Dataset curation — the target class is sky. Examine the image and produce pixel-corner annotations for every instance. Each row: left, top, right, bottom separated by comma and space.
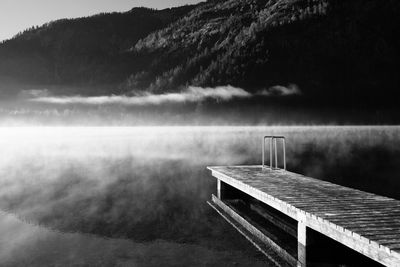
0, 0, 203, 41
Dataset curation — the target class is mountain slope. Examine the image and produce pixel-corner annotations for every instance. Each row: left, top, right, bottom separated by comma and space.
130, 0, 329, 92
0, 5, 197, 96
1, 0, 399, 108
127, 0, 400, 106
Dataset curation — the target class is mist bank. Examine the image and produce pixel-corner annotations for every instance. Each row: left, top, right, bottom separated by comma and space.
1, 126, 400, 266
28, 85, 302, 105
1, 84, 396, 126
1, 98, 399, 126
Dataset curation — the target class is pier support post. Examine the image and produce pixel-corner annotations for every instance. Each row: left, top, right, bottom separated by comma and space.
217, 179, 221, 199
297, 213, 307, 267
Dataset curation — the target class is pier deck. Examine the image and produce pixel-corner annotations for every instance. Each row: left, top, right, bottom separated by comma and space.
207, 165, 400, 266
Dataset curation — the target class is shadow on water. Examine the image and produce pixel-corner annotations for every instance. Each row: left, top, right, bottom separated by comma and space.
0, 126, 399, 266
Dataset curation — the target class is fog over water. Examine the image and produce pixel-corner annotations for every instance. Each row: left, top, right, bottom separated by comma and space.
1, 126, 400, 266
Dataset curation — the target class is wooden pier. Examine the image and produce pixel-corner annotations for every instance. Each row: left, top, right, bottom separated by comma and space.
207, 165, 400, 266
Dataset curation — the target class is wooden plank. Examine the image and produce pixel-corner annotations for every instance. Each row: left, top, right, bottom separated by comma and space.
364, 234, 400, 241
210, 170, 300, 220
304, 214, 400, 266
360, 232, 400, 242
208, 166, 400, 266
328, 213, 400, 220
345, 226, 400, 233
384, 244, 400, 250
369, 238, 400, 245
337, 220, 400, 227
329, 218, 400, 227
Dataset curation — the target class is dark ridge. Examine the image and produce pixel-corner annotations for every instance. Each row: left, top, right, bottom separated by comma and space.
0, 0, 399, 110
0, 4, 200, 96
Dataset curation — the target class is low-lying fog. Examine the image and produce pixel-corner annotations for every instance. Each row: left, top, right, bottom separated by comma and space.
1, 126, 400, 266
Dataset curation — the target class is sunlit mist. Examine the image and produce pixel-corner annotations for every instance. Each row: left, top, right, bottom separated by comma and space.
1, 126, 400, 265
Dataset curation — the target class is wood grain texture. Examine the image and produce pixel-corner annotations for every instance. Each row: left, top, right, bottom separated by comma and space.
208, 165, 400, 266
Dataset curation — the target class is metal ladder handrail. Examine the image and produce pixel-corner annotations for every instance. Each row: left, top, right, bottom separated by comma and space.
262, 136, 286, 170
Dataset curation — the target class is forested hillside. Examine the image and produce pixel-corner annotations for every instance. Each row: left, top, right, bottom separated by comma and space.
129, 0, 400, 106
0, 5, 197, 96
1, 0, 399, 107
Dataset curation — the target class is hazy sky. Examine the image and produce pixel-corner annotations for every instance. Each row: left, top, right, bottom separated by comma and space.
0, 0, 203, 41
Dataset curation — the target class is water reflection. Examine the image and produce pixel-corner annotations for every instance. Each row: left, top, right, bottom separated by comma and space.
0, 126, 399, 266
0, 211, 268, 266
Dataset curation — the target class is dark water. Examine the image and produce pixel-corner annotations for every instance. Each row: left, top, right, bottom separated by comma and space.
1, 126, 399, 266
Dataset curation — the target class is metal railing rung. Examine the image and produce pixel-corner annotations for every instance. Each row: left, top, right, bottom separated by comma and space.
262, 136, 286, 171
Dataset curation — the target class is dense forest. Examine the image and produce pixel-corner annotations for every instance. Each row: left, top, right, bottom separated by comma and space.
0, 5, 197, 96
1, 0, 399, 109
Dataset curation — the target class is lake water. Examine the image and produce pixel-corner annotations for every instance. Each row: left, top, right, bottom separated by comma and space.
1, 126, 399, 266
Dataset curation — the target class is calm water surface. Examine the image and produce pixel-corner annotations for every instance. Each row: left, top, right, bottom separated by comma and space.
1, 126, 399, 266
